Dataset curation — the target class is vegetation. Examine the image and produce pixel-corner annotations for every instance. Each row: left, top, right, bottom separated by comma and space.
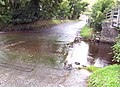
86, 66, 100, 72
80, 25, 94, 38
112, 35, 120, 62
90, 0, 115, 31
1, 19, 77, 31
88, 64, 120, 87
78, 66, 100, 72
0, 0, 88, 27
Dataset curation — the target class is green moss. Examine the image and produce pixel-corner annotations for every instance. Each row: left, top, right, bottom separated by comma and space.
88, 64, 120, 87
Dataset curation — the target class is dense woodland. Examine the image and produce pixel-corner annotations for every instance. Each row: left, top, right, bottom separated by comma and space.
0, 0, 88, 24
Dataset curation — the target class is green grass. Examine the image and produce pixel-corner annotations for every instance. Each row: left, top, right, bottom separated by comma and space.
80, 25, 94, 38
88, 64, 120, 87
78, 66, 100, 72
86, 66, 100, 72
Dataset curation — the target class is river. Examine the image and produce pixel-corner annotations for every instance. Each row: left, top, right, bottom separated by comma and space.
0, 21, 113, 87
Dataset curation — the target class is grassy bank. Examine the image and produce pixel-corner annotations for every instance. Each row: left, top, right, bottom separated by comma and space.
86, 66, 100, 72
88, 64, 120, 87
80, 25, 94, 38
0, 19, 77, 31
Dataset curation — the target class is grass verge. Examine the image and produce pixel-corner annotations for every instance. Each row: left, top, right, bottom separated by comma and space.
80, 25, 94, 38
86, 66, 100, 72
78, 66, 100, 72
88, 64, 120, 87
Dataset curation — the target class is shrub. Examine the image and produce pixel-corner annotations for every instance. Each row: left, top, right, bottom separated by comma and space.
112, 35, 120, 62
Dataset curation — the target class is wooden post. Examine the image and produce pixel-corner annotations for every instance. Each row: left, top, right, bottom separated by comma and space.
111, 9, 114, 26
117, 6, 120, 28
105, 6, 120, 28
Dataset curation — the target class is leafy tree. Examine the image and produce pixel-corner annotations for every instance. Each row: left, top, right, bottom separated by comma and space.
68, 0, 88, 19
12, 0, 41, 24
0, 0, 88, 25
57, 0, 71, 19
39, 0, 62, 19
90, 0, 115, 31
0, 0, 12, 24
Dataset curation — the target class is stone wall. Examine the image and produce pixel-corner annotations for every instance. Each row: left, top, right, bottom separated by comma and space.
100, 22, 119, 43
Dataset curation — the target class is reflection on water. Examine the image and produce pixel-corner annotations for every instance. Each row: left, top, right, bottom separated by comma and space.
0, 32, 114, 69
88, 42, 113, 67
0, 21, 115, 87
0, 33, 65, 69
64, 41, 89, 69
0, 33, 114, 87
64, 39, 114, 69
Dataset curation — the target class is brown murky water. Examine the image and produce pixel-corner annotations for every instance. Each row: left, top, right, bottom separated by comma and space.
88, 42, 113, 67
0, 21, 114, 87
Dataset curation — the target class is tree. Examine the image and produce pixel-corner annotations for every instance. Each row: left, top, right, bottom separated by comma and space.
57, 0, 71, 19
39, 0, 62, 19
0, 0, 13, 24
0, 0, 88, 25
68, 0, 88, 19
90, 0, 115, 31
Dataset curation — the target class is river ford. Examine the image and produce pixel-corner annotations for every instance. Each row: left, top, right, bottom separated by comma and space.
0, 20, 113, 87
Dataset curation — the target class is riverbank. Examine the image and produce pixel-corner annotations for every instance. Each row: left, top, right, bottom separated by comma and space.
80, 25, 94, 39
80, 25, 116, 44
81, 25, 120, 87
0, 19, 78, 32
88, 64, 120, 87
80, 25, 100, 42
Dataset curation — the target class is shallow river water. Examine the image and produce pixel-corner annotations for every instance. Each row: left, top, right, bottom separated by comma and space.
0, 21, 114, 87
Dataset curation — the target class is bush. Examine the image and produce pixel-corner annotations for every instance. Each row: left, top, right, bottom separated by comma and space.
90, 0, 115, 31
112, 35, 120, 62
88, 64, 120, 87
0, 11, 12, 24
90, 11, 104, 31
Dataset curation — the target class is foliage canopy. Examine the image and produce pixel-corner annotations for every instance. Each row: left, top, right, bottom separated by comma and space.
0, 0, 88, 25
90, 0, 115, 31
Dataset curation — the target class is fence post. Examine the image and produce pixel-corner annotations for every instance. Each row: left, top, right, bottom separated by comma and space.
117, 6, 120, 28
111, 9, 114, 26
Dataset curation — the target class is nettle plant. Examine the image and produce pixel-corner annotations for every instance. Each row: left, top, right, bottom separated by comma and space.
112, 35, 120, 62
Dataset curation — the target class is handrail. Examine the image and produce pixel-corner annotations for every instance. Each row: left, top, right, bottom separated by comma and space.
105, 6, 120, 28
